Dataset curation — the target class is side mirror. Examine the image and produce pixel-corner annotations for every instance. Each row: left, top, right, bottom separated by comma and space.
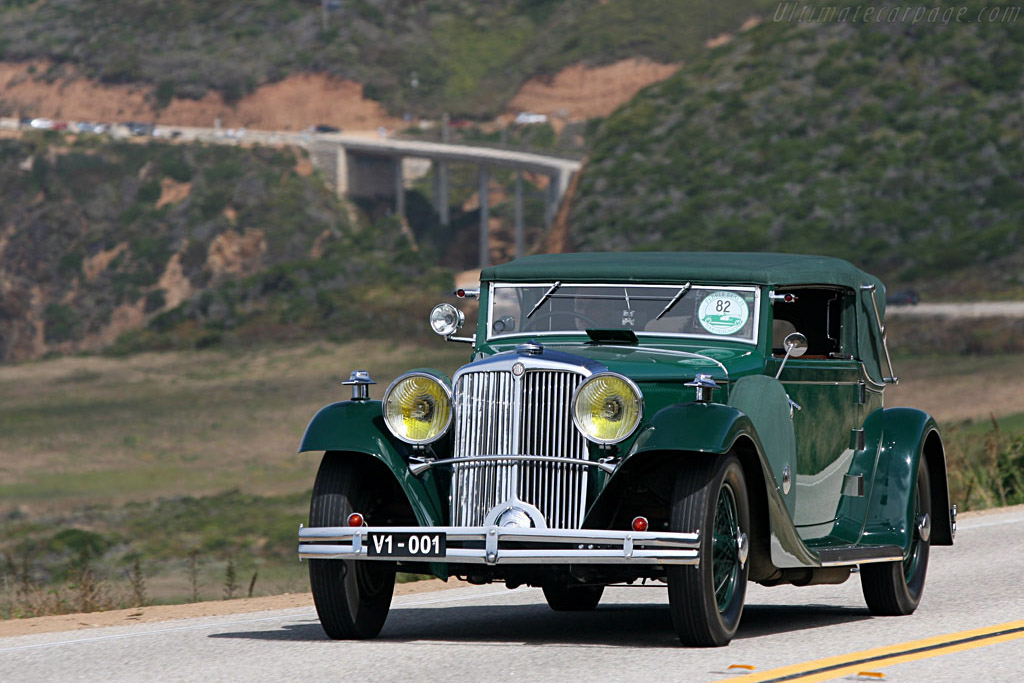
775, 332, 808, 379
783, 332, 808, 358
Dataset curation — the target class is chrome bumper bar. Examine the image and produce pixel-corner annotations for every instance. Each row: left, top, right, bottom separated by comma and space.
298, 525, 701, 566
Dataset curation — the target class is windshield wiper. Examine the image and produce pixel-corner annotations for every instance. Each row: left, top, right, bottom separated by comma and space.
526, 281, 561, 319
655, 282, 692, 320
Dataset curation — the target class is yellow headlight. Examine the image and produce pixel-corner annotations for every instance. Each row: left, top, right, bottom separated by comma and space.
383, 373, 453, 444
572, 373, 642, 444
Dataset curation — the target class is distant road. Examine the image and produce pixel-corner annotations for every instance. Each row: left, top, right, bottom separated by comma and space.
2, 506, 1023, 682
886, 302, 1024, 318
1, 118, 581, 176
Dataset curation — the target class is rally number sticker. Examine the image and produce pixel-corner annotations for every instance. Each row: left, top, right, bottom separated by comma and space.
697, 291, 749, 336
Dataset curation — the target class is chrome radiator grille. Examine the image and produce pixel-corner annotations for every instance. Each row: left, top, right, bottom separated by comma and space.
451, 369, 589, 529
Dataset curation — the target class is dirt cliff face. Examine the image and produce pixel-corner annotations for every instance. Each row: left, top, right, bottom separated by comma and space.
0, 137, 349, 363
0, 62, 401, 132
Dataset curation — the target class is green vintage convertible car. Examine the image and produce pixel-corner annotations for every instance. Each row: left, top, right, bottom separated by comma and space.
297, 252, 955, 646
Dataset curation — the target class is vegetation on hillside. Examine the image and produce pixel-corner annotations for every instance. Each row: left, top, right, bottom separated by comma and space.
0, 133, 451, 362
571, 1, 1024, 297
0, 0, 778, 116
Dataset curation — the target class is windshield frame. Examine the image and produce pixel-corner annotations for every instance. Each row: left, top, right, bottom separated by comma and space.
486, 282, 762, 345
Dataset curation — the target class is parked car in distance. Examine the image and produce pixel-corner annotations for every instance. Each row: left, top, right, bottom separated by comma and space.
514, 111, 549, 125
122, 121, 154, 136
314, 124, 341, 133
29, 117, 54, 130
887, 289, 920, 306
297, 252, 955, 646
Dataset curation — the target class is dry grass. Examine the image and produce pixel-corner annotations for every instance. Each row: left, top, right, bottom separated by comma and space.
0, 340, 468, 513
885, 353, 1024, 424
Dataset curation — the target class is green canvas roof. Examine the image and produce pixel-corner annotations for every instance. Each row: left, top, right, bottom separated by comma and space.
482, 252, 884, 292
482, 252, 893, 385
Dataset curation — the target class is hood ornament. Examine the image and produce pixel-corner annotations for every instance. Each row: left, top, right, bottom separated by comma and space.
516, 341, 544, 356
685, 373, 719, 403
342, 370, 376, 401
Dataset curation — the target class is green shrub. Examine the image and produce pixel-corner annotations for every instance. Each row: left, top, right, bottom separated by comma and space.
43, 304, 81, 343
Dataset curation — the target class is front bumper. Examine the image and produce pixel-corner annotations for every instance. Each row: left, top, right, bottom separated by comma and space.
298, 525, 701, 566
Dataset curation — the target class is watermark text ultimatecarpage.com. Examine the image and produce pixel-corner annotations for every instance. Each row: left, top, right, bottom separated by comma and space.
772, 3, 1020, 24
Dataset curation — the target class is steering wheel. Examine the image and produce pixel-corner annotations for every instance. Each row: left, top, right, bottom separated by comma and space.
521, 311, 600, 332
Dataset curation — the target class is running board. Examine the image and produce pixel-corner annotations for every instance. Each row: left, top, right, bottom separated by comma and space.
815, 545, 903, 567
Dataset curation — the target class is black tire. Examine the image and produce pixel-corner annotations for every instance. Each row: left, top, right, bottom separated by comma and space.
542, 583, 604, 611
667, 454, 750, 647
308, 455, 396, 639
861, 457, 931, 616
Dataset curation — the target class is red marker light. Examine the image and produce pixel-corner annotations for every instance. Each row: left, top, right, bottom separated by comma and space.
631, 516, 649, 532
347, 512, 365, 527
455, 288, 466, 298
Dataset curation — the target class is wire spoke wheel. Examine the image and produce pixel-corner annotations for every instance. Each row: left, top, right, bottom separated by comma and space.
712, 484, 741, 611
667, 453, 750, 647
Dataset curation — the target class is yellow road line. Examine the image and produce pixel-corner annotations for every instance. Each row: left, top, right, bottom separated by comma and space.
718, 619, 1024, 683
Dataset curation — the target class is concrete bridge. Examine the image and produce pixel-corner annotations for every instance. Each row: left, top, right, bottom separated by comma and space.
309, 134, 582, 267
2, 117, 582, 268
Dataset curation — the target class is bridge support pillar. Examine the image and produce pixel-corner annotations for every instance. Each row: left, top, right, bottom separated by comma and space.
393, 156, 406, 218
514, 171, 524, 259
545, 170, 570, 230
433, 160, 450, 226
479, 166, 490, 268
335, 146, 348, 195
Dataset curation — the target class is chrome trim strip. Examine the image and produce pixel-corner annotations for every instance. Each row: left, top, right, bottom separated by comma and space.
452, 348, 606, 384
774, 365, 885, 392
411, 454, 616, 475
299, 525, 701, 566
816, 544, 904, 567
861, 284, 899, 385
780, 380, 865, 386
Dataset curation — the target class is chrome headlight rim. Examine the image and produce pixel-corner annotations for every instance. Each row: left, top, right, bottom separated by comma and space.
571, 371, 644, 445
382, 371, 454, 445
429, 302, 465, 337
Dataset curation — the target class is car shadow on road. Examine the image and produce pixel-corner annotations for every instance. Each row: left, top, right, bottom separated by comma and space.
208, 600, 871, 648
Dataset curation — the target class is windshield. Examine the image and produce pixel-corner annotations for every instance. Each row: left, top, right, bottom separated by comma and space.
488, 283, 759, 343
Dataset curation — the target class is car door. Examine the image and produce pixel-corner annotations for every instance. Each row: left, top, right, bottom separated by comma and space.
770, 288, 882, 541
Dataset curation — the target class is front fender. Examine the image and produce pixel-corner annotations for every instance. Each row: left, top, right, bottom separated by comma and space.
299, 400, 446, 527
630, 402, 759, 457
614, 402, 817, 570
862, 407, 952, 549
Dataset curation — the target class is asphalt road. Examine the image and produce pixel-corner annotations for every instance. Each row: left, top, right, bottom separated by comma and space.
2, 507, 1022, 683
886, 302, 1024, 318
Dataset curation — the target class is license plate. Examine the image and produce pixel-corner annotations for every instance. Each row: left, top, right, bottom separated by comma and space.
366, 532, 446, 558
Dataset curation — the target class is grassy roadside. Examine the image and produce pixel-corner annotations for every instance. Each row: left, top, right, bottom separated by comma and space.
1, 344, 1022, 618
0, 339, 469, 618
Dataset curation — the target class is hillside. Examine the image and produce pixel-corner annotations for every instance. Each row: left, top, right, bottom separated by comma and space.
0, 132, 451, 362
0, 0, 777, 119
570, 2, 1024, 298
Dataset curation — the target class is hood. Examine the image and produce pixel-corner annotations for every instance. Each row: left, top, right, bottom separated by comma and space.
470, 341, 763, 383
